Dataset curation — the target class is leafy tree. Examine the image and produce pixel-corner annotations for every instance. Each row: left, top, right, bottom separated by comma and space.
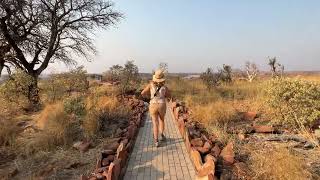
0, 0, 122, 106
103, 64, 123, 82
42, 66, 88, 102
120, 60, 140, 93
200, 68, 221, 91
221, 64, 232, 83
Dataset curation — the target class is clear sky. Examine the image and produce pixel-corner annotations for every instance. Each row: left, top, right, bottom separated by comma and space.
50, 0, 320, 73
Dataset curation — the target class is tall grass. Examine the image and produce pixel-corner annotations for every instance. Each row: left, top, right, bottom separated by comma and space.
249, 146, 311, 180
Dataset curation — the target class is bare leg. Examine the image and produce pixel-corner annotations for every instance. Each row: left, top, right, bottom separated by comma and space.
151, 113, 159, 141
159, 113, 165, 135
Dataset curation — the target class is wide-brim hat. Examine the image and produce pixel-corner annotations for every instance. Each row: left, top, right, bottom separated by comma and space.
153, 69, 165, 83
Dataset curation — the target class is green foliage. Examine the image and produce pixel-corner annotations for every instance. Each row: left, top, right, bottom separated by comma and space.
0, 70, 35, 109
42, 66, 89, 102
265, 78, 320, 127
200, 68, 221, 90
102, 64, 123, 82
103, 61, 141, 94
63, 96, 86, 117
220, 64, 232, 83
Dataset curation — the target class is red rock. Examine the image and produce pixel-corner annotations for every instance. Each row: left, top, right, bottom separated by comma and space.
125, 141, 133, 151
220, 142, 235, 165
95, 167, 108, 173
203, 141, 213, 150
107, 159, 121, 180
121, 138, 129, 147
178, 118, 186, 137
197, 155, 216, 177
80, 175, 89, 180
242, 111, 258, 121
104, 142, 119, 152
190, 147, 203, 171
195, 146, 210, 154
73, 140, 91, 152
102, 158, 111, 167
210, 144, 221, 158
253, 125, 274, 133
126, 125, 137, 140
101, 150, 115, 156
185, 130, 191, 152
191, 138, 204, 147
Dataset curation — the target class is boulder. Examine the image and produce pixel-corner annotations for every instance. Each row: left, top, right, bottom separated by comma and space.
191, 138, 204, 147
185, 130, 192, 152
219, 142, 235, 165
197, 155, 216, 177
253, 125, 274, 133
242, 111, 258, 121
107, 159, 121, 180
191, 147, 203, 171
103, 142, 119, 152
195, 147, 210, 154
203, 141, 213, 150
73, 140, 91, 152
210, 144, 221, 158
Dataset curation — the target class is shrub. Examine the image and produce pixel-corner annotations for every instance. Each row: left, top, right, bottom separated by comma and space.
200, 68, 222, 90
265, 78, 320, 127
0, 70, 34, 110
30, 103, 81, 152
42, 66, 89, 102
63, 96, 86, 117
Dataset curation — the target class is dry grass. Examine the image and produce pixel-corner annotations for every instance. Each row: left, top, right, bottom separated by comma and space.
189, 99, 240, 126
0, 116, 19, 146
249, 146, 311, 180
23, 103, 81, 153
84, 90, 131, 138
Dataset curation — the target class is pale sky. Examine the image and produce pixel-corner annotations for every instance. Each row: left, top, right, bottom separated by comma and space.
49, 0, 320, 73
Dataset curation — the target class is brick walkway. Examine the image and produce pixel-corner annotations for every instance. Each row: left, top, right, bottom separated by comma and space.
124, 105, 196, 180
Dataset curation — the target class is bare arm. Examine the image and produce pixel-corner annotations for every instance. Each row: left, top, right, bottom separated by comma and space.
141, 84, 151, 97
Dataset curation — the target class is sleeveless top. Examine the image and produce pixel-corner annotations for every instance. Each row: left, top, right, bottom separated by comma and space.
150, 83, 166, 104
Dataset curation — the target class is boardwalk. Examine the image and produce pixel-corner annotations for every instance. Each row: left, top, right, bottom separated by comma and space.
124, 105, 196, 180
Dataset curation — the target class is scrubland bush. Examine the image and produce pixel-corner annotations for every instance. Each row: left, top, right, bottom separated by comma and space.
0, 70, 34, 110
103, 61, 141, 94
63, 96, 86, 117
249, 146, 310, 180
200, 68, 221, 90
265, 78, 320, 127
42, 66, 89, 102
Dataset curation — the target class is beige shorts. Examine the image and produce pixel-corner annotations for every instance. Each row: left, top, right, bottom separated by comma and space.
149, 103, 166, 118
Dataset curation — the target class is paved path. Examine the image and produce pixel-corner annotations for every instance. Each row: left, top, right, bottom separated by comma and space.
124, 105, 196, 180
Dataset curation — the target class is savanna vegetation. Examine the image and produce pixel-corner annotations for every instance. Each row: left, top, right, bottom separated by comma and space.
167, 60, 320, 179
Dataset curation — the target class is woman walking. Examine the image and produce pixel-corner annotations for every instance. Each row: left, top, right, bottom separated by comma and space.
141, 70, 170, 147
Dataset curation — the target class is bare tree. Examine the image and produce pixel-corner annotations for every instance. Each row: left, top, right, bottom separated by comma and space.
158, 62, 168, 73
268, 57, 284, 77
245, 61, 259, 82
0, 0, 122, 106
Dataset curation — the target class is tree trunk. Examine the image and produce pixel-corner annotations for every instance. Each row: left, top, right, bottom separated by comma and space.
28, 74, 40, 110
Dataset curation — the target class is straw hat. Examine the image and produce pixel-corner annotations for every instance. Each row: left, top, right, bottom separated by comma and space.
153, 69, 165, 83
